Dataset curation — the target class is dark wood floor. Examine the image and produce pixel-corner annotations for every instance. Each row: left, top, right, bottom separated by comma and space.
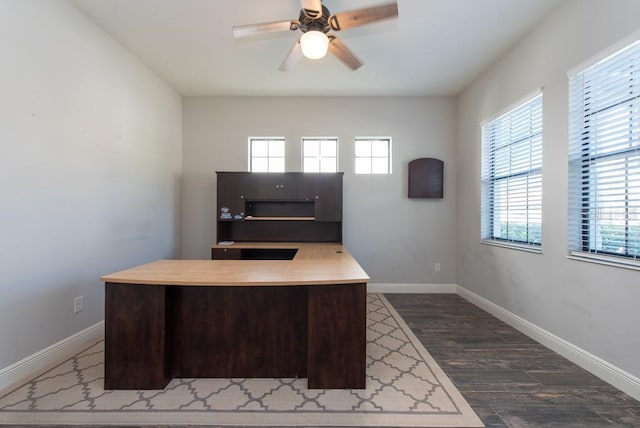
23, 293, 640, 428
386, 293, 640, 427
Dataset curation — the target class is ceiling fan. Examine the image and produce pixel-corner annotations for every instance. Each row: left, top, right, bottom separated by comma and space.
232, 0, 399, 71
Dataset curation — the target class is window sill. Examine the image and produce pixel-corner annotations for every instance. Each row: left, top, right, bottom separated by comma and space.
481, 239, 542, 254
567, 251, 640, 272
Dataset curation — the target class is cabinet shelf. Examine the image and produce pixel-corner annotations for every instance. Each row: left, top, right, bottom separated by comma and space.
244, 216, 315, 221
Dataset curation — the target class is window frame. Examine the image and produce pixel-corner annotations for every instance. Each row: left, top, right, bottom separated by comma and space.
354, 137, 392, 175
248, 137, 285, 173
301, 137, 339, 173
567, 37, 640, 269
480, 91, 544, 252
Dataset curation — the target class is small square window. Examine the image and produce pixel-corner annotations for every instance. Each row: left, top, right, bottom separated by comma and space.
355, 138, 391, 174
249, 138, 285, 172
302, 138, 338, 173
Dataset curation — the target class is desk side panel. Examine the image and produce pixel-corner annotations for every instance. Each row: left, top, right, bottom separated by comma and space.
307, 283, 367, 389
104, 282, 169, 390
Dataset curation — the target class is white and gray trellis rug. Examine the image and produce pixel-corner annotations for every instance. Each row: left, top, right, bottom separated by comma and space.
0, 294, 483, 427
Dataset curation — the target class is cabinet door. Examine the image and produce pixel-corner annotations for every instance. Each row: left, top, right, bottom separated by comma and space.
243, 173, 308, 201
279, 173, 307, 200
288, 173, 315, 200
241, 173, 283, 200
217, 172, 246, 217
311, 173, 343, 221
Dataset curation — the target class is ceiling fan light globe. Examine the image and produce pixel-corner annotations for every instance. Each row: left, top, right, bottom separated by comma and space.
300, 31, 329, 59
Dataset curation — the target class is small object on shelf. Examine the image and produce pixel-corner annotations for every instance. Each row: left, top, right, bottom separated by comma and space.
218, 240, 235, 245
220, 206, 232, 219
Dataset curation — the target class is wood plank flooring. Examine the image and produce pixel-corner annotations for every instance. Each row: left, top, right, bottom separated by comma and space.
385, 293, 640, 427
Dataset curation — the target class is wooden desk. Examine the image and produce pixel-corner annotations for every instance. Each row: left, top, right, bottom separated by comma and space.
101, 243, 369, 390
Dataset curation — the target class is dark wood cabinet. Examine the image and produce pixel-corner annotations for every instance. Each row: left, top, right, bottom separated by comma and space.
219, 172, 309, 201
215, 172, 343, 246
243, 173, 300, 200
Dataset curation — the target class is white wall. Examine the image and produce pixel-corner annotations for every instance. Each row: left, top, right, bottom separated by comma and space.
182, 96, 456, 285
0, 0, 182, 369
457, 0, 640, 378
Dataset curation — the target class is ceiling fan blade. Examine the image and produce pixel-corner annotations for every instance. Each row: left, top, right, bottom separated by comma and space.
328, 36, 363, 71
232, 20, 298, 38
329, 2, 398, 31
279, 39, 304, 72
300, 0, 323, 19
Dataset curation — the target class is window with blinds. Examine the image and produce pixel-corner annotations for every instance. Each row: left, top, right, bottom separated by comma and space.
568, 40, 640, 266
481, 93, 543, 249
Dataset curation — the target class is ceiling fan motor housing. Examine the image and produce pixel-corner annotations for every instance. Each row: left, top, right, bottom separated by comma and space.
298, 5, 331, 33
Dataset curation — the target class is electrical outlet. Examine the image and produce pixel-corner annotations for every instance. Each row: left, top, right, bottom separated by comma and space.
74, 296, 84, 313
434, 263, 441, 272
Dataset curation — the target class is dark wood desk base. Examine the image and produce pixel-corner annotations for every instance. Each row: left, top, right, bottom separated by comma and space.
104, 282, 366, 390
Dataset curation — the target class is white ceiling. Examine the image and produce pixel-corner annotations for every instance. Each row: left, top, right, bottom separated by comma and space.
73, 0, 563, 96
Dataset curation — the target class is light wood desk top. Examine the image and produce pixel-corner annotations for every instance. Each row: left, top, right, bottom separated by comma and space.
101, 243, 369, 286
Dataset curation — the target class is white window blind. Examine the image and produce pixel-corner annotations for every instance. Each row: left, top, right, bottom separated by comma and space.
568, 41, 640, 265
481, 93, 543, 248
249, 137, 285, 172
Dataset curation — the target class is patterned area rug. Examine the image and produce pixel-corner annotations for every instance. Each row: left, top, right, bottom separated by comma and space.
0, 294, 483, 427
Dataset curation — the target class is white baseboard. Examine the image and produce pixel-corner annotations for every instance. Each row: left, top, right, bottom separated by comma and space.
368, 283, 457, 293
0, 321, 104, 395
456, 285, 640, 402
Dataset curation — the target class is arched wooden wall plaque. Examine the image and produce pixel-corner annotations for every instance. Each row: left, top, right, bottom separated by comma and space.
408, 157, 443, 198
